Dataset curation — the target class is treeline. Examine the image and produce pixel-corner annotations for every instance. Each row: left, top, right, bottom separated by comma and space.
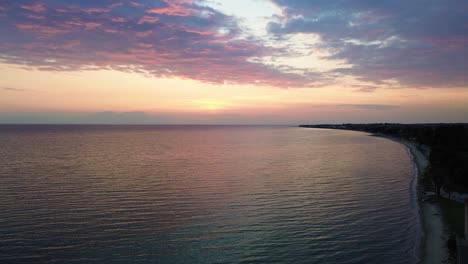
299, 123, 468, 193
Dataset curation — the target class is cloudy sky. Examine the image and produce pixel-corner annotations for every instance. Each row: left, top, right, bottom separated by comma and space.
0, 0, 467, 124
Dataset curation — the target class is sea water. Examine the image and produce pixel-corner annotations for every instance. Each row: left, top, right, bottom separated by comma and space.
0, 125, 420, 263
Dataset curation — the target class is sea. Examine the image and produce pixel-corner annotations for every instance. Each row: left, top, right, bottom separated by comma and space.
0, 125, 421, 263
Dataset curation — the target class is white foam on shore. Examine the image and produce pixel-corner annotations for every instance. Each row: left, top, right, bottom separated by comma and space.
403, 143, 423, 263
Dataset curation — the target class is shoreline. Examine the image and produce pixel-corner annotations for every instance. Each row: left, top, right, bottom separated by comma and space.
372, 134, 449, 264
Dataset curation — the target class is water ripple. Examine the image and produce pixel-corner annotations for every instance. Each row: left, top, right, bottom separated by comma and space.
0, 125, 420, 263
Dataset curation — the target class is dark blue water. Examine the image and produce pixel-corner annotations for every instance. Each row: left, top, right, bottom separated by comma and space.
0, 125, 420, 263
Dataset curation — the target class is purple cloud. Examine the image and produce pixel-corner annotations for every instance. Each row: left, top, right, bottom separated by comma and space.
0, 0, 310, 87
269, 0, 468, 88
1, 0, 467, 89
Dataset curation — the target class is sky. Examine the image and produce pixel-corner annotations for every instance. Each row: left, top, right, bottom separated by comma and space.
0, 0, 467, 124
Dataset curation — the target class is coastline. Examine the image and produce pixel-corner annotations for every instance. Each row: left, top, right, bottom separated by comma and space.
372, 134, 449, 264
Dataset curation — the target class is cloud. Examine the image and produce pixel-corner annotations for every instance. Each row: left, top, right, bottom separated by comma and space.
268, 0, 468, 88
0, 0, 310, 88
0, 0, 467, 89
352, 85, 377, 93
0, 87, 29, 92
0, 111, 173, 125
85, 111, 172, 124
147, 0, 194, 17
340, 104, 399, 111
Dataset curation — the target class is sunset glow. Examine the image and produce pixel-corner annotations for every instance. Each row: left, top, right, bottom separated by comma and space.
1, 0, 467, 124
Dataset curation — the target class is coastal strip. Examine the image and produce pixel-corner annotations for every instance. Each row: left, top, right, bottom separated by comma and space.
373, 134, 448, 264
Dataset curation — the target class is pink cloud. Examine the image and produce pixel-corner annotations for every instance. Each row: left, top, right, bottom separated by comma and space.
108, 2, 124, 9
0, 0, 312, 88
111, 17, 128, 23
66, 21, 103, 30
129, 2, 144, 8
20, 3, 46, 13
25, 14, 46, 20
138, 16, 160, 24
16, 24, 69, 35
84, 8, 109, 14
147, 0, 194, 17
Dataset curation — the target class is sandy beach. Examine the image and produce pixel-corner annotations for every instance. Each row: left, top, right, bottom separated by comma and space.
375, 135, 449, 264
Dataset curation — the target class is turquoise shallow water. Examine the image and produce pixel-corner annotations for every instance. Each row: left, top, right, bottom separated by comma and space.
0, 125, 420, 263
